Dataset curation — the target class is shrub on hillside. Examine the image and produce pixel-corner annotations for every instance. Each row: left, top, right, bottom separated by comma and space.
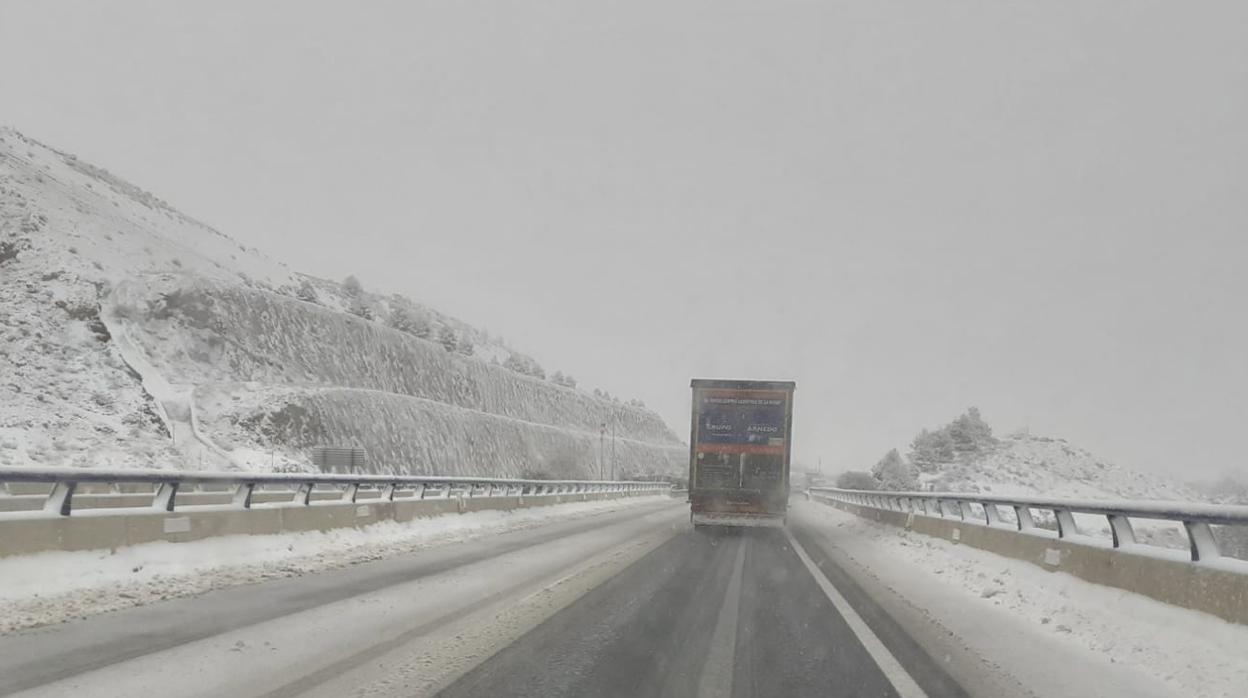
503, 352, 546, 379
387, 303, 418, 334
836, 471, 879, 490
909, 407, 996, 471
295, 278, 319, 304
872, 448, 919, 490
438, 325, 458, 352
910, 428, 955, 470
347, 296, 374, 320
148, 289, 218, 329
0, 238, 30, 266
948, 406, 994, 452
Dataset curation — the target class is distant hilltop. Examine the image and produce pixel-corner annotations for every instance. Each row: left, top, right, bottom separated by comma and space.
837, 407, 1199, 502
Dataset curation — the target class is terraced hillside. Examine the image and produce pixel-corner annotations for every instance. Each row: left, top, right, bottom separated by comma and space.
0, 128, 684, 477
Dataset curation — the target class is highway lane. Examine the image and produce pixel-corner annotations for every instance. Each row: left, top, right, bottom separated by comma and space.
2, 498, 974, 698
437, 526, 963, 698
0, 499, 686, 697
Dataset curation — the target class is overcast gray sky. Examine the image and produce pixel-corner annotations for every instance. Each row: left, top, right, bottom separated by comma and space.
3, 0, 1246, 480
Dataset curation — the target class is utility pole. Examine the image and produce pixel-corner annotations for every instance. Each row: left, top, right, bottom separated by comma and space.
611, 413, 617, 480
599, 423, 606, 479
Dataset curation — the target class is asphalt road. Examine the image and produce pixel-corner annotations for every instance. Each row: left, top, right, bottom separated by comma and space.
438, 524, 965, 698
1, 500, 970, 698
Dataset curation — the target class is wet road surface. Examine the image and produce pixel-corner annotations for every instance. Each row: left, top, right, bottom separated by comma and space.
439, 525, 966, 698
1, 500, 968, 697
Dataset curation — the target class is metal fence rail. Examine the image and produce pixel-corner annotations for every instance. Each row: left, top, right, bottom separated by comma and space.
809, 486, 1248, 563
0, 466, 672, 518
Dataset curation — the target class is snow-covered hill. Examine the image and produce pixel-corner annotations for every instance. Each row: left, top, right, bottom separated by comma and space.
0, 127, 684, 477
914, 431, 1212, 554
925, 433, 1201, 502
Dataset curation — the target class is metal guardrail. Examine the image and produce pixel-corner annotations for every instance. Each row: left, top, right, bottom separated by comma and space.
809, 487, 1248, 563
0, 467, 672, 517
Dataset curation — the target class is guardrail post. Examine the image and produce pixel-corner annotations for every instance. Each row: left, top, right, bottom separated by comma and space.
1014, 506, 1035, 532
151, 482, 178, 512
413, 483, 427, 500
1184, 521, 1221, 562
381, 483, 397, 501
232, 483, 255, 509
983, 503, 1002, 526
1107, 515, 1135, 547
341, 483, 359, 503
44, 481, 76, 516
293, 482, 313, 505
1054, 509, 1078, 538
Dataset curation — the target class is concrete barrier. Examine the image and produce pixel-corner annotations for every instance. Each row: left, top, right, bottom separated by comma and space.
0, 491, 657, 558
811, 493, 1248, 626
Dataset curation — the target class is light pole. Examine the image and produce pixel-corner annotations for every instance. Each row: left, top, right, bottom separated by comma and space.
599, 423, 606, 480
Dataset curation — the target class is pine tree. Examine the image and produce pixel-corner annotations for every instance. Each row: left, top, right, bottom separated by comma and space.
910, 429, 955, 470
872, 449, 918, 491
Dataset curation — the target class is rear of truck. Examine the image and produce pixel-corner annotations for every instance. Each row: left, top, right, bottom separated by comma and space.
688, 379, 795, 528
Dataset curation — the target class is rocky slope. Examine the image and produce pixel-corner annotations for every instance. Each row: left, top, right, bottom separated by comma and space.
0, 127, 684, 477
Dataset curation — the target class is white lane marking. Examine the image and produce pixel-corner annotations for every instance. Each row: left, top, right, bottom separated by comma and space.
697, 538, 746, 698
784, 529, 929, 698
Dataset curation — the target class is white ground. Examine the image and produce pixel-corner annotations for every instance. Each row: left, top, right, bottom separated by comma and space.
923, 433, 1201, 502
0, 495, 667, 634
795, 499, 1248, 698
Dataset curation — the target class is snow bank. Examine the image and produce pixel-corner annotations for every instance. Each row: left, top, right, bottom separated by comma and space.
798, 500, 1248, 698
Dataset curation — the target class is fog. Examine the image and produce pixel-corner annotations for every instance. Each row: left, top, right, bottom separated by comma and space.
3, 0, 1246, 479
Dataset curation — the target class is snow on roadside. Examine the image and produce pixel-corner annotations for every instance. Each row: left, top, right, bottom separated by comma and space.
0, 495, 669, 634
798, 500, 1248, 698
